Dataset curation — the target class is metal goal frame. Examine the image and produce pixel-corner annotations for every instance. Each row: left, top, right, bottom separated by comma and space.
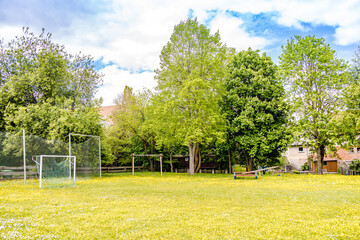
33, 155, 76, 188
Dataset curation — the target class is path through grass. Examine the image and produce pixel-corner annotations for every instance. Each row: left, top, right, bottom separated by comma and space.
1, 173, 360, 239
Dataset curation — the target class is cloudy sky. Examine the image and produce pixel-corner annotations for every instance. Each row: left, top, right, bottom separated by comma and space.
1, 0, 360, 106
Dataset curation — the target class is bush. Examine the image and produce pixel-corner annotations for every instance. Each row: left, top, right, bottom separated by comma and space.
301, 162, 309, 171
349, 159, 360, 171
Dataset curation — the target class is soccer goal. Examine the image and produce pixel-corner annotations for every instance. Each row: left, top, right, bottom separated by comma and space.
33, 155, 76, 188
131, 153, 163, 176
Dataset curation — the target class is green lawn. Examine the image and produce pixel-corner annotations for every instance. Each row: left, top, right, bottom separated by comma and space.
1, 173, 360, 239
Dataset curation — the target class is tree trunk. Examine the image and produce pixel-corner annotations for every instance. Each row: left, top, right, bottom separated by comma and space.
245, 152, 254, 171
317, 144, 325, 174
188, 143, 196, 175
228, 148, 232, 174
170, 147, 174, 173
195, 143, 201, 173
142, 135, 154, 172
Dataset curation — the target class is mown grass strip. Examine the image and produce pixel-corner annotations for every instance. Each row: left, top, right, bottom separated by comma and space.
1, 173, 360, 239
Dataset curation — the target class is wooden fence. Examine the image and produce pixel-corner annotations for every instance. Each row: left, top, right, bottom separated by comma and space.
0, 166, 146, 180
0, 166, 37, 180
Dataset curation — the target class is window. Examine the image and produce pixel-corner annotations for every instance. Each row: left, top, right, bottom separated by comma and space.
349, 148, 355, 154
298, 147, 304, 152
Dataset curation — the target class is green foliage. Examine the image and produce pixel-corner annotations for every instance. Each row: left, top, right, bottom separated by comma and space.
349, 159, 360, 171
153, 18, 233, 174
278, 36, 349, 174
0, 28, 108, 164
301, 162, 310, 171
351, 46, 360, 83
224, 48, 290, 171
104, 87, 155, 166
338, 46, 360, 146
0, 28, 103, 140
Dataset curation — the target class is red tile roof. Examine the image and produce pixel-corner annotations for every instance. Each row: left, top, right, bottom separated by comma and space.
99, 105, 117, 126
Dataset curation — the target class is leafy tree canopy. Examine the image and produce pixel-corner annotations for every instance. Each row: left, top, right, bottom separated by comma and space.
0, 28, 103, 140
278, 35, 349, 174
153, 18, 233, 174
224, 48, 290, 171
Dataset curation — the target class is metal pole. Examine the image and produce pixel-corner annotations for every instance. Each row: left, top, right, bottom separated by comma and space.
23, 129, 26, 185
69, 134, 71, 178
160, 154, 163, 176
132, 153, 134, 175
99, 137, 102, 178
39, 155, 43, 188
69, 134, 71, 156
73, 157, 76, 185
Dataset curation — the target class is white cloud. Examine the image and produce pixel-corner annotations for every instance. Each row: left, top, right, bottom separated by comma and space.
1, 0, 360, 106
335, 23, 360, 45
208, 12, 271, 50
0, 26, 26, 43
96, 65, 156, 106
272, 0, 360, 45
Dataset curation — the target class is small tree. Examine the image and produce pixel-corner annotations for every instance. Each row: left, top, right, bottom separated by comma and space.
278, 36, 349, 174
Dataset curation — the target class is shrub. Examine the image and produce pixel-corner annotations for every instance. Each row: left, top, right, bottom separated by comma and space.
349, 159, 360, 171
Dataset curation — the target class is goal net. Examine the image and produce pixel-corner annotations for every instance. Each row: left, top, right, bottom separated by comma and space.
33, 155, 76, 188
69, 134, 101, 178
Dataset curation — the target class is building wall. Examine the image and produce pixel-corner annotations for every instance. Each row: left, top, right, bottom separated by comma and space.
285, 145, 360, 172
99, 105, 117, 127
284, 146, 310, 170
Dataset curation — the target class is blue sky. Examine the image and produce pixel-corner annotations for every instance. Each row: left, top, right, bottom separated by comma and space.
1, 0, 360, 105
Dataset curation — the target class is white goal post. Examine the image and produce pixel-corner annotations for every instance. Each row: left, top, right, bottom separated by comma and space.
68, 133, 101, 177
33, 155, 76, 188
131, 153, 163, 176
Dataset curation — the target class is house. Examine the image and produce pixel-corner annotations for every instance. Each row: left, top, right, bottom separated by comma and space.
285, 144, 360, 173
98, 105, 116, 127
284, 144, 310, 170
313, 147, 360, 173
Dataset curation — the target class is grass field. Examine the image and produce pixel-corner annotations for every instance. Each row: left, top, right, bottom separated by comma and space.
1, 173, 360, 239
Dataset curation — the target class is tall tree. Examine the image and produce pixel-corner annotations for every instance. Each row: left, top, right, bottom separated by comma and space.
278, 36, 349, 174
0, 27, 103, 139
223, 48, 290, 171
154, 18, 231, 175
0, 28, 108, 165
